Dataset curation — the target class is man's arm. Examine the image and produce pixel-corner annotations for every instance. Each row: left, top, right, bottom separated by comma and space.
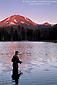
17, 57, 22, 64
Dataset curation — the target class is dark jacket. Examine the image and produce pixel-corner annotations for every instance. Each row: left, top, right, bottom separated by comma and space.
12, 55, 22, 69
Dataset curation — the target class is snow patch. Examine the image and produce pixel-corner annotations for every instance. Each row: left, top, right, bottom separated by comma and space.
26, 19, 29, 21
10, 22, 15, 25
14, 19, 17, 23
6, 22, 9, 24
21, 21, 24, 24
25, 17, 26, 19
25, 17, 29, 21
4, 21, 9, 24
6, 17, 10, 21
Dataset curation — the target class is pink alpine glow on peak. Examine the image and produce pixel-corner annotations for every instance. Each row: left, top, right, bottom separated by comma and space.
0, 15, 38, 28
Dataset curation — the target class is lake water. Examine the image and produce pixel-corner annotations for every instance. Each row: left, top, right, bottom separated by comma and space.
0, 42, 57, 85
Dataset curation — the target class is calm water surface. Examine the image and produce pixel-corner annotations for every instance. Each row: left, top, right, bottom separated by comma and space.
0, 42, 57, 85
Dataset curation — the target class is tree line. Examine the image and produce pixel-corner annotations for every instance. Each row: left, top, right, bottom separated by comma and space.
0, 24, 57, 41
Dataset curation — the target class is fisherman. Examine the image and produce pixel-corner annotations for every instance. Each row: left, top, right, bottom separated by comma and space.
11, 51, 22, 80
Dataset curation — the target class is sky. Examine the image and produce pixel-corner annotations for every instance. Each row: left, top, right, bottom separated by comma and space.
0, 0, 57, 24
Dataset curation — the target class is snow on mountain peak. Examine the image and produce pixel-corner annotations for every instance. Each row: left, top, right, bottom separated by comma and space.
14, 19, 17, 23
25, 17, 29, 21
21, 21, 24, 24
0, 14, 38, 28
6, 22, 9, 24
6, 17, 10, 21
10, 22, 15, 25
25, 17, 26, 19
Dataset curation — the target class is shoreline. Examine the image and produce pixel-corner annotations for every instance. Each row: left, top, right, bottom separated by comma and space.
0, 40, 57, 43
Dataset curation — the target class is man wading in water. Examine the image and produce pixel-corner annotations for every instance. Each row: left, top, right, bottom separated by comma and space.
11, 51, 22, 84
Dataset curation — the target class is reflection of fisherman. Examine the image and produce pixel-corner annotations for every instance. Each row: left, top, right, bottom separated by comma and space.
12, 71, 23, 85
12, 51, 22, 84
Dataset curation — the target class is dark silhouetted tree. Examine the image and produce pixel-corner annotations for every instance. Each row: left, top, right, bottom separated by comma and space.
0, 33, 1, 41
1, 28, 6, 41
13, 30, 18, 41
27, 29, 33, 41
6, 32, 11, 41
18, 25, 22, 41
21, 27, 25, 40
10, 27, 14, 41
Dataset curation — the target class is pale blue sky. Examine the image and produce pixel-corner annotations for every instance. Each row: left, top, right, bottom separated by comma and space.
0, 0, 57, 24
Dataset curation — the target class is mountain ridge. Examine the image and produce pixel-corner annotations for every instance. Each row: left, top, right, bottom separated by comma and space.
0, 15, 55, 28
0, 15, 38, 29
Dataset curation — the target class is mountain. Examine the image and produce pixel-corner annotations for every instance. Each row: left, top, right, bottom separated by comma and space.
0, 15, 38, 28
37, 22, 53, 29
43, 22, 51, 25
0, 15, 55, 29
